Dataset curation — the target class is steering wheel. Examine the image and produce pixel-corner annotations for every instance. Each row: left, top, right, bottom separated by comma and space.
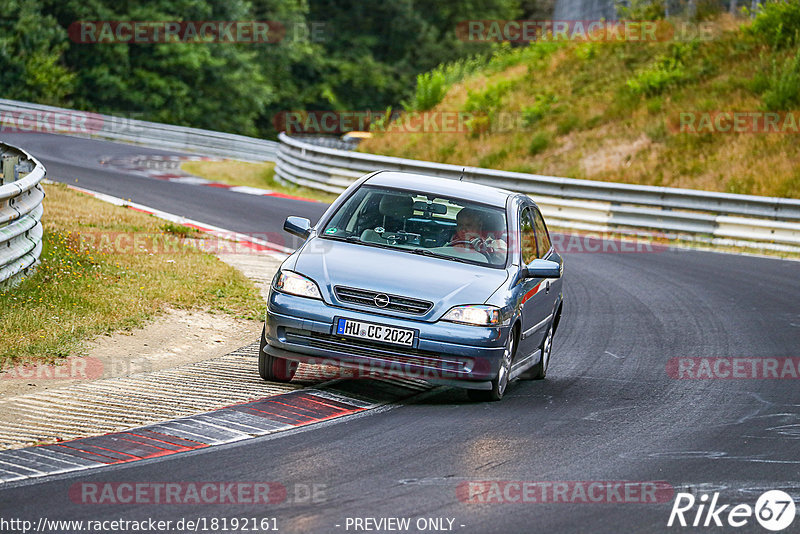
449, 238, 482, 250
449, 237, 503, 263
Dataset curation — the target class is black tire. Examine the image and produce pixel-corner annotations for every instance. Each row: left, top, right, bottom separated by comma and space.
467, 330, 516, 402
258, 325, 298, 382
520, 320, 554, 380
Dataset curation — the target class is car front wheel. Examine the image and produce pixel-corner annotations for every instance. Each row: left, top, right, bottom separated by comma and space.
468, 331, 515, 402
258, 325, 298, 382
521, 320, 554, 380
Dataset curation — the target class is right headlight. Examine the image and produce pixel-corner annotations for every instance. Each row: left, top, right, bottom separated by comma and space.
442, 305, 503, 326
274, 270, 322, 299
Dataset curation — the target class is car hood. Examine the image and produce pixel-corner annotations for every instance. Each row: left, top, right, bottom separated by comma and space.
291, 238, 509, 318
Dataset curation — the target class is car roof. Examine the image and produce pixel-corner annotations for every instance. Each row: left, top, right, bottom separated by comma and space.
364, 171, 515, 208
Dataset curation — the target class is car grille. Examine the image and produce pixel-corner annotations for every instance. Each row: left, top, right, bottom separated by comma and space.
285, 331, 470, 372
334, 286, 433, 315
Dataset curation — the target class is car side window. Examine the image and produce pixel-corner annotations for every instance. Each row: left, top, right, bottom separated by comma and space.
520, 207, 537, 265
532, 208, 552, 258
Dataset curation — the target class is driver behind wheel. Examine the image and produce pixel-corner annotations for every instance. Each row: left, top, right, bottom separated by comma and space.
451, 208, 483, 244
450, 208, 507, 254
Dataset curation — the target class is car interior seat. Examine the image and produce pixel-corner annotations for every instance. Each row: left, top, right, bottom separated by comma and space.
361, 194, 414, 243
481, 209, 506, 240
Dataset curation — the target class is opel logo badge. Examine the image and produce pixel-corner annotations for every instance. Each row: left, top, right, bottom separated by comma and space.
374, 294, 390, 308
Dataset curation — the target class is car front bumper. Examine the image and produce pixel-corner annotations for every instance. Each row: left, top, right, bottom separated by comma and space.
264, 291, 509, 387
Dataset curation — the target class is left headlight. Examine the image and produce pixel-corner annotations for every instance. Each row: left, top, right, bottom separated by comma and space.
442, 305, 503, 326
274, 270, 322, 299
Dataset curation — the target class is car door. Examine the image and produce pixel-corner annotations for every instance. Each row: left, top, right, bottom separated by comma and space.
517, 206, 553, 356
531, 205, 561, 317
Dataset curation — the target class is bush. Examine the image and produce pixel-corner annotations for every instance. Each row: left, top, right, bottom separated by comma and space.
465, 115, 491, 136
485, 41, 563, 74
465, 80, 513, 114
462, 81, 514, 135
528, 132, 550, 155
749, 0, 800, 49
521, 92, 558, 127
404, 55, 491, 111
574, 42, 598, 61
761, 48, 800, 111
627, 57, 688, 96
403, 40, 564, 113
693, 0, 725, 21
557, 114, 581, 135
478, 148, 508, 168
615, 0, 666, 20
407, 70, 448, 111
439, 56, 491, 85
626, 43, 696, 96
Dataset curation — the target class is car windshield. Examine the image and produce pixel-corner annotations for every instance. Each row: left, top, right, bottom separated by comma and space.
320, 185, 508, 268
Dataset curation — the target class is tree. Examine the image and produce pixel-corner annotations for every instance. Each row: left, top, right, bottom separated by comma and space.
41, 0, 272, 135
0, 0, 75, 105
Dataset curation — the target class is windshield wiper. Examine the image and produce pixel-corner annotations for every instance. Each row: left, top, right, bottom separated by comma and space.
321, 234, 362, 243
408, 248, 477, 265
321, 234, 397, 250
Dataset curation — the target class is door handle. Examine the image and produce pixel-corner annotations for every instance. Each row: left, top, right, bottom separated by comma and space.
545, 281, 551, 294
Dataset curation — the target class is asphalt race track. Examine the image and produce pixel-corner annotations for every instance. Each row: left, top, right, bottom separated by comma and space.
1, 132, 322, 249
1, 132, 799, 533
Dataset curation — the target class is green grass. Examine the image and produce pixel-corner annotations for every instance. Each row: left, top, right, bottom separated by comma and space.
0, 183, 264, 365
181, 160, 337, 203
161, 222, 201, 237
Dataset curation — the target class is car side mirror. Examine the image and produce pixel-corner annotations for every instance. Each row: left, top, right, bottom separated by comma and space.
284, 216, 312, 239
523, 259, 562, 279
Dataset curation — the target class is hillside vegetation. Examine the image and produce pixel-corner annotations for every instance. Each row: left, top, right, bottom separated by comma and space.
360, 3, 800, 198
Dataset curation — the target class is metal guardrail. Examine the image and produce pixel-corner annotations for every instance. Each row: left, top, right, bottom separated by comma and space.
275, 133, 800, 251
0, 99, 278, 162
0, 143, 46, 287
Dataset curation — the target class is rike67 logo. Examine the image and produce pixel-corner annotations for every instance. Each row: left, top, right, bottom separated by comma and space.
668, 490, 796, 531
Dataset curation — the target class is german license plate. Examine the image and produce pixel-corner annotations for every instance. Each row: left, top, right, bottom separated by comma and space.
336, 318, 415, 346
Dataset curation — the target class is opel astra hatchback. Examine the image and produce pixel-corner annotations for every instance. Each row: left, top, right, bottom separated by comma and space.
260, 171, 564, 401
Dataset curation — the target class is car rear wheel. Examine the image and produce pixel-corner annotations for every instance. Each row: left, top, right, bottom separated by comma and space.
258, 325, 298, 382
521, 320, 554, 380
468, 331, 515, 402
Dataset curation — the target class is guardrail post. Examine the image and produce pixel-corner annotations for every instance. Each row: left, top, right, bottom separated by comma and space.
1, 155, 19, 185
